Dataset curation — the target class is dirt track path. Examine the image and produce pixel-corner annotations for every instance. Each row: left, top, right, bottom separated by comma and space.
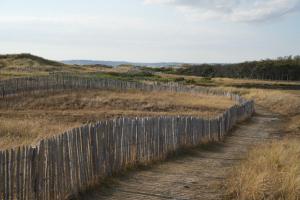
78, 106, 282, 200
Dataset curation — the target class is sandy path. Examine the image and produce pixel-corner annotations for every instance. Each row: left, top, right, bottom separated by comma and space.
77, 106, 282, 200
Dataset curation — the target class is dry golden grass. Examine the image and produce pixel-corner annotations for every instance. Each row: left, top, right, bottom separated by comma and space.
243, 89, 300, 116
221, 81, 300, 200
224, 88, 300, 115
156, 74, 300, 114
217, 86, 300, 134
226, 139, 300, 200
288, 116, 300, 134
228, 91, 300, 139
0, 89, 235, 150
0, 118, 75, 149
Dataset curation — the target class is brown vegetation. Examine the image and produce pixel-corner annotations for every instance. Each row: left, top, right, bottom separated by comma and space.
2, 56, 300, 198
0, 89, 235, 150
243, 89, 300, 116
226, 139, 300, 200
218, 86, 300, 134
223, 81, 300, 200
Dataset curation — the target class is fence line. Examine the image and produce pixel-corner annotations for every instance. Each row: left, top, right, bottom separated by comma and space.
0, 75, 246, 103
0, 75, 254, 200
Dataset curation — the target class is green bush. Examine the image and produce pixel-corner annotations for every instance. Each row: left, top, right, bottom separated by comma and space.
174, 77, 185, 82
185, 79, 196, 84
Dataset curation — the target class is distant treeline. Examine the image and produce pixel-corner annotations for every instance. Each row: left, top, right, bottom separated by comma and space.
176, 56, 300, 81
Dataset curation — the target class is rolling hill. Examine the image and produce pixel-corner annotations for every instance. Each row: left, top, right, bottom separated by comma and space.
0, 54, 99, 78
0, 53, 65, 68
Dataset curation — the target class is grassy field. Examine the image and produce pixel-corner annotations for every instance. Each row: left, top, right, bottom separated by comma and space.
2, 54, 300, 198
216, 87, 300, 134
0, 54, 237, 150
159, 73, 300, 89
157, 73, 300, 132
0, 89, 235, 150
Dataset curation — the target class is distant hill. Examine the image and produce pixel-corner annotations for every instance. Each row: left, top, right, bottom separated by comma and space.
0, 54, 91, 78
0, 53, 148, 79
62, 60, 184, 67
0, 53, 65, 69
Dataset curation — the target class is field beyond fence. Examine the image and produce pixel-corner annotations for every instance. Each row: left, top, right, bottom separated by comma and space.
0, 75, 254, 200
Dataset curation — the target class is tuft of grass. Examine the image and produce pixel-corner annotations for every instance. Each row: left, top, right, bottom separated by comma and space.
225, 139, 300, 200
0, 118, 74, 149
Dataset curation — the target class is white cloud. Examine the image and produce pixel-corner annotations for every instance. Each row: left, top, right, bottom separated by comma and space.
144, 0, 300, 22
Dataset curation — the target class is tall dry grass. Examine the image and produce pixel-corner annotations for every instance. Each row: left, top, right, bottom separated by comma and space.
244, 89, 300, 134
243, 89, 300, 116
217, 87, 300, 116
219, 84, 300, 200
217, 86, 300, 134
0, 118, 79, 150
226, 139, 300, 200
0, 89, 235, 150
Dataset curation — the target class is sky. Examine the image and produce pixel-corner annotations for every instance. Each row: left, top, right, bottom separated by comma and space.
0, 0, 300, 63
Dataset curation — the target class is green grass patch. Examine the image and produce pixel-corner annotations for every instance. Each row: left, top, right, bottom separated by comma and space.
141, 66, 177, 74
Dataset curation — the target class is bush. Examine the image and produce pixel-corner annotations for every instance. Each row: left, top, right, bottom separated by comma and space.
174, 77, 185, 82
202, 77, 212, 81
185, 79, 197, 84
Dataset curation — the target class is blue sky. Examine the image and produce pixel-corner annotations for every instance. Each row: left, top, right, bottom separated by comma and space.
0, 0, 300, 63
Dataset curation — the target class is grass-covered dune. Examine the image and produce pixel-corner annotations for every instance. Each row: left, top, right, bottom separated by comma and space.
0, 53, 114, 79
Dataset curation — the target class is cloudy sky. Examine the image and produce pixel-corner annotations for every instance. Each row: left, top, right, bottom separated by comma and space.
0, 0, 300, 63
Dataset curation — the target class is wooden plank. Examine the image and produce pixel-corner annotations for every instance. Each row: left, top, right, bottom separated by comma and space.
37, 141, 44, 200
28, 147, 33, 200
0, 151, 4, 199
11, 149, 16, 200
75, 128, 81, 191
0, 151, 5, 199
24, 147, 29, 200
63, 132, 71, 197
5, 150, 10, 200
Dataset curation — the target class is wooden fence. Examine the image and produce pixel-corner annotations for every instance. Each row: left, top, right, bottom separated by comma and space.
0, 75, 254, 200
0, 75, 246, 103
